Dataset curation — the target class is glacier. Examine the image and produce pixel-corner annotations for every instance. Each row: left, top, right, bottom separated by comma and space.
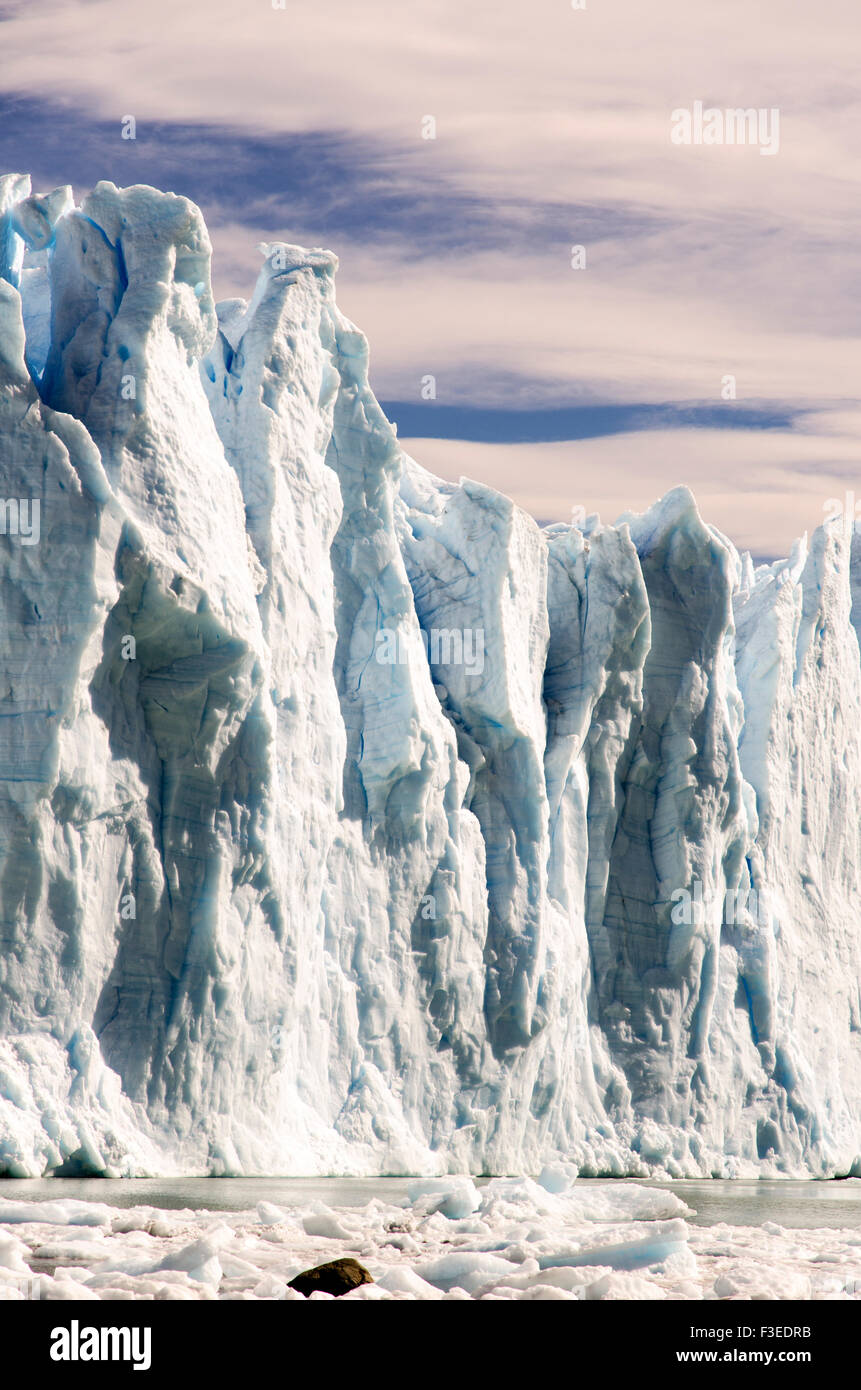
0, 172, 859, 1179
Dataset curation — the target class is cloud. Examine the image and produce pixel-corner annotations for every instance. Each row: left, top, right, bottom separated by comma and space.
402, 418, 861, 560
1, 0, 859, 553
330, 249, 860, 408
0, 98, 656, 265
382, 400, 798, 443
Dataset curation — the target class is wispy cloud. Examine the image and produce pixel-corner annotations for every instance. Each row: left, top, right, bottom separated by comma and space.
1, 0, 859, 554
405, 415, 861, 560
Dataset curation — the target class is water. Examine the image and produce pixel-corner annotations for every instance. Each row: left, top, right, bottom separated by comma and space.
2, 1175, 861, 1229
655, 1179, 861, 1230
0, 1176, 419, 1212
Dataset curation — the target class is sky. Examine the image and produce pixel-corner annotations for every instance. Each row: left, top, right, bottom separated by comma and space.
0, 0, 859, 558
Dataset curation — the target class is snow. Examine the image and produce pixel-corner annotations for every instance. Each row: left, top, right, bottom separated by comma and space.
0, 1180, 859, 1301
0, 173, 860, 1179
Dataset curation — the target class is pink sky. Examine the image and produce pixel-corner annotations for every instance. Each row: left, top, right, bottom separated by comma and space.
1, 0, 859, 557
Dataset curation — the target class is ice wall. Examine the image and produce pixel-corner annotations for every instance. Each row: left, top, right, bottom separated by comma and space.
0, 175, 859, 1178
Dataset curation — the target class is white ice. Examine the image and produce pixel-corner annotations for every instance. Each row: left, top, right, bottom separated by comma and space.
0, 173, 860, 1179
1, 1177, 859, 1301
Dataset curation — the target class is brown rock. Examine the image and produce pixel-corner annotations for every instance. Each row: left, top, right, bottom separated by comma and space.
287, 1257, 374, 1298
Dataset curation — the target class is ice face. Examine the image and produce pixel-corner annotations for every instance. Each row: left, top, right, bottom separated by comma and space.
0, 175, 860, 1179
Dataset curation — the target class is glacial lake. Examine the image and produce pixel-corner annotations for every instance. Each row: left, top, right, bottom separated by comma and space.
2, 1176, 861, 1230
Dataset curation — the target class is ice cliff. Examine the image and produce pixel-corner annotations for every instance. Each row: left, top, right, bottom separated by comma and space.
0, 174, 859, 1178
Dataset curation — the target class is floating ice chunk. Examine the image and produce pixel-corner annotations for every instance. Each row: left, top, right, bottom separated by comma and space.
537, 1162, 578, 1194
256, 1202, 288, 1227
252, 1273, 289, 1299
30, 1231, 106, 1263
0, 1232, 29, 1273
219, 1252, 264, 1279
39, 1275, 101, 1301
585, 1272, 667, 1300
564, 1184, 693, 1223
538, 1219, 691, 1273
0, 1199, 114, 1227
381, 1231, 420, 1253
375, 1266, 445, 1299
513, 1285, 579, 1300
340, 1283, 390, 1300
301, 1203, 355, 1239
158, 1229, 233, 1285
417, 1252, 517, 1293
110, 1212, 152, 1234
407, 1178, 481, 1219
713, 1268, 811, 1300
483, 1284, 577, 1301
